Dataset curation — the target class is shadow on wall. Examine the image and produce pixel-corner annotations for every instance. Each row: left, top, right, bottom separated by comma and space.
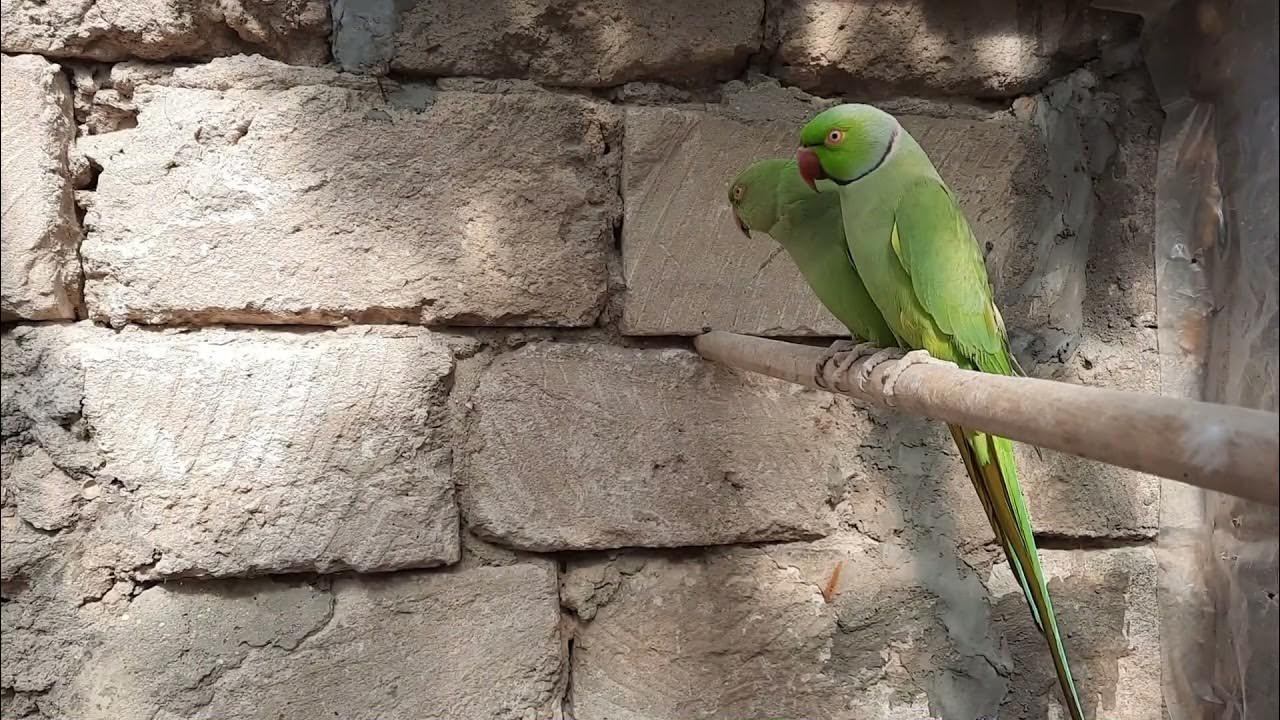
385, 0, 760, 85
768, 0, 1139, 99
869, 416, 1139, 720
1142, 0, 1280, 718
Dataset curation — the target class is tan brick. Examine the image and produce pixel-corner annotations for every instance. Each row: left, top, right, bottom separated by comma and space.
567, 540, 1158, 720
1, 54, 81, 321
0, 0, 330, 64
768, 0, 1138, 98
458, 341, 852, 550
1, 323, 460, 579
392, 0, 763, 86
8, 562, 563, 719
78, 57, 618, 328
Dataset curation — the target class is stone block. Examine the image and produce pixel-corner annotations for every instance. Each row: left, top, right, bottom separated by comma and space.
392, 0, 763, 86
767, 0, 1139, 98
459, 341, 857, 550
0, 0, 330, 64
6, 562, 564, 719
78, 57, 618, 328
0, 54, 81, 321
851, 415, 1159, 551
990, 547, 1161, 720
1, 323, 460, 579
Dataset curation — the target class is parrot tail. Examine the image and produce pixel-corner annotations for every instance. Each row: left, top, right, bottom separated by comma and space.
946, 424, 1086, 720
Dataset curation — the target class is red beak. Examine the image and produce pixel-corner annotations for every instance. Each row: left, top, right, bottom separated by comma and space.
796, 147, 826, 191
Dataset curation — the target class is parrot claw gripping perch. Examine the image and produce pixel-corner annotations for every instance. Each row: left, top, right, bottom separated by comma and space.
847, 346, 913, 395
814, 339, 857, 390
816, 340, 882, 391
878, 349, 955, 405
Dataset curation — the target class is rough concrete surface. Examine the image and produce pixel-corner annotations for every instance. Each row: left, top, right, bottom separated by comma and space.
767, 0, 1140, 98
77, 56, 619, 328
620, 79, 1045, 336
843, 413, 1158, 552
0, 0, 331, 64
392, 0, 764, 86
331, 0, 398, 73
458, 341, 849, 550
566, 539, 1158, 720
1, 54, 81, 321
1, 323, 460, 579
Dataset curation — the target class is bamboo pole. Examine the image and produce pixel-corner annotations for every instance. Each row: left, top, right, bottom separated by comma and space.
694, 331, 1280, 507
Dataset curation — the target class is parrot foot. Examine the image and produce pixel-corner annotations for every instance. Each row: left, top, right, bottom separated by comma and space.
817, 341, 884, 391
813, 339, 856, 390
879, 349, 954, 406
849, 346, 909, 394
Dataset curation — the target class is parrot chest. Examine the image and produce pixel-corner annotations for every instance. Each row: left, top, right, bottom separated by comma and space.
836, 185, 955, 357
837, 189, 915, 322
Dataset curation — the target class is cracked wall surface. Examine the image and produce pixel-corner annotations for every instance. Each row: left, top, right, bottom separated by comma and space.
2, 1, 1166, 719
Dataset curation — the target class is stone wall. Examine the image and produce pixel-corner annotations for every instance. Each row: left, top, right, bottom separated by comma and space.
1, 2, 1164, 718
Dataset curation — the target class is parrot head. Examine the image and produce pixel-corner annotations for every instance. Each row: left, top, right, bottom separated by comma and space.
727, 158, 788, 238
795, 104, 900, 191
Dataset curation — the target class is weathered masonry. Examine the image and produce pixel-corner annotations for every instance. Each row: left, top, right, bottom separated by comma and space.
2, 2, 1164, 718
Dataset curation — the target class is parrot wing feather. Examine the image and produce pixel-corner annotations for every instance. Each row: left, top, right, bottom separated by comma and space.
888, 178, 1014, 376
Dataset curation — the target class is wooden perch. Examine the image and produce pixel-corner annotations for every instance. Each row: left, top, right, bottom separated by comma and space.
694, 331, 1280, 507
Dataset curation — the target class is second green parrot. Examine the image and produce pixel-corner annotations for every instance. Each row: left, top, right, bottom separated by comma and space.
791, 104, 1087, 719
727, 158, 897, 353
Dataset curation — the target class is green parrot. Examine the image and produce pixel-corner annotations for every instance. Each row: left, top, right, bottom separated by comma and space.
793, 104, 1086, 720
727, 158, 898, 366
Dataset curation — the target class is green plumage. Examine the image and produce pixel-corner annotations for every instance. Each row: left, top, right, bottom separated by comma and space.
796, 104, 1086, 719
728, 158, 897, 347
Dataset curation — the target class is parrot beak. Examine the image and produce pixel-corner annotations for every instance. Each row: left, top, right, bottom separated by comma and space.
732, 208, 751, 238
796, 147, 826, 192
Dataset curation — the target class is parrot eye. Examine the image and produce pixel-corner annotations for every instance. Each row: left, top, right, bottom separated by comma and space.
825, 129, 845, 146
732, 185, 744, 201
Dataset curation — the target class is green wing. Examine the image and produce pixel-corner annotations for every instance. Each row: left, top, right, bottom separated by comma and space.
888, 178, 1085, 720
888, 178, 1013, 374
769, 163, 898, 348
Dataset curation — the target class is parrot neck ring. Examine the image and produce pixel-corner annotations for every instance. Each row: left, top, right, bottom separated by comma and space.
858, 122, 900, 182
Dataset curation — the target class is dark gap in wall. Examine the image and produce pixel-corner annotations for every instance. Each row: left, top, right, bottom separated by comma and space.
57, 63, 97, 322
1035, 533, 1156, 551
79, 155, 102, 193
742, 0, 777, 79
561, 634, 577, 716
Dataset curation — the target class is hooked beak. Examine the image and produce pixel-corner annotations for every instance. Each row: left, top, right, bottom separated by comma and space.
732, 207, 751, 238
796, 147, 826, 192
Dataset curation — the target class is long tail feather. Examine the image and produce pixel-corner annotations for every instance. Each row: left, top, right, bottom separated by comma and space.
946, 423, 1085, 720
